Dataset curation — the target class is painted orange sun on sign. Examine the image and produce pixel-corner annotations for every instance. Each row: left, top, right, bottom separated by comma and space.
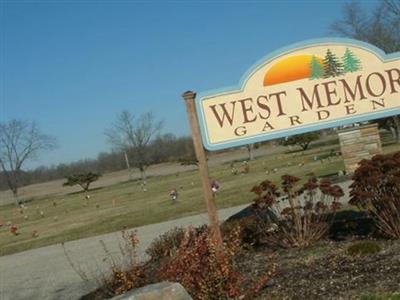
263, 55, 324, 86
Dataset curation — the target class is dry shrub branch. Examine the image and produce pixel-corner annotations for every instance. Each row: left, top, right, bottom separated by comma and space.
251, 174, 344, 248
101, 230, 151, 296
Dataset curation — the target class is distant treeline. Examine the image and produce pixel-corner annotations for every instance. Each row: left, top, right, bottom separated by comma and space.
0, 134, 195, 191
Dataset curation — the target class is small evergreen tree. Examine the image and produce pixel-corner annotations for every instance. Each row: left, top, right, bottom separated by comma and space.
323, 49, 343, 78
309, 55, 324, 79
342, 48, 362, 73
63, 172, 101, 192
283, 132, 320, 151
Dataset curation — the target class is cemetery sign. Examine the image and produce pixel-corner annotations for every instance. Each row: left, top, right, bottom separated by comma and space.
196, 38, 400, 151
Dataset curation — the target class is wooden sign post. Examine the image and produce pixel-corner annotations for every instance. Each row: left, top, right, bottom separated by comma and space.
182, 91, 223, 249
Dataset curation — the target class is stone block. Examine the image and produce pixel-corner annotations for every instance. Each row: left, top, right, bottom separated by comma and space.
364, 144, 378, 151
110, 282, 192, 300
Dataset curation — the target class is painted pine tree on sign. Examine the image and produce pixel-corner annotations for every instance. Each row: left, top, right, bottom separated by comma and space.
342, 48, 362, 73
309, 55, 324, 79
323, 49, 343, 78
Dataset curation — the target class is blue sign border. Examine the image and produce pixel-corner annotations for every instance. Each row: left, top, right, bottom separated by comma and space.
195, 38, 400, 151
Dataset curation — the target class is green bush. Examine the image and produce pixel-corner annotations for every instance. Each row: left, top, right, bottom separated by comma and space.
346, 241, 382, 256
360, 293, 400, 300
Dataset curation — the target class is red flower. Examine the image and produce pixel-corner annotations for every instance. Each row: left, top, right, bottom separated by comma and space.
10, 225, 18, 235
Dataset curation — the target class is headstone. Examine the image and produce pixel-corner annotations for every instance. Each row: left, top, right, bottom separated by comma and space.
338, 123, 382, 173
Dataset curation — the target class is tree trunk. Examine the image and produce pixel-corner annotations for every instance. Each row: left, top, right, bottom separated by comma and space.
390, 127, 397, 140
12, 188, 20, 205
139, 166, 147, 183
3, 171, 19, 205
124, 151, 134, 180
246, 144, 254, 161
392, 116, 400, 143
80, 183, 90, 192
300, 142, 310, 151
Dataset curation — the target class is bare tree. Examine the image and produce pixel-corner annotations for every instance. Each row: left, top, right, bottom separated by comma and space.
105, 111, 163, 182
331, 0, 400, 142
0, 120, 57, 202
385, 0, 400, 16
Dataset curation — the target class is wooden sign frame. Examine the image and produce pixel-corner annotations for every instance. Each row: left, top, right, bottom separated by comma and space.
196, 38, 400, 151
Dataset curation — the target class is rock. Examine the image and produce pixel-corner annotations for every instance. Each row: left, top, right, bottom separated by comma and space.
225, 204, 279, 224
224, 204, 279, 245
110, 282, 192, 300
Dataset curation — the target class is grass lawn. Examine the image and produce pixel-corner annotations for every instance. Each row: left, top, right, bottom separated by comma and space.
1, 133, 399, 256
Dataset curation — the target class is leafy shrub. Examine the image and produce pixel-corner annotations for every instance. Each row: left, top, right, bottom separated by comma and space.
346, 241, 382, 256
350, 151, 400, 239
251, 175, 344, 248
100, 230, 149, 296
63, 229, 150, 298
158, 226, 276, 300
106, 264, 148, 296
145, 227, 186, 262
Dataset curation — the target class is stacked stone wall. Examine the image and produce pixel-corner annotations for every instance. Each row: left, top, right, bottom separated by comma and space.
338, 123, 382, 173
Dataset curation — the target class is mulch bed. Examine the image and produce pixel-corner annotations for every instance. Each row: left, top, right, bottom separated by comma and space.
82, 239, 400, 299
236, 240, 400, 300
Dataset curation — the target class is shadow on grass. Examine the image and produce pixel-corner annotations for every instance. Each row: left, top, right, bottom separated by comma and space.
67, 187, 104, 196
